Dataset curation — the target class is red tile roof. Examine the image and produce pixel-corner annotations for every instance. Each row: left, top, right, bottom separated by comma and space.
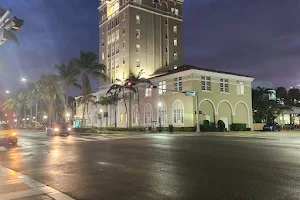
150, 64, 254, 79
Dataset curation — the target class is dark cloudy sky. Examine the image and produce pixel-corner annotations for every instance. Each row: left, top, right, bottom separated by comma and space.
1, 0, 300, 95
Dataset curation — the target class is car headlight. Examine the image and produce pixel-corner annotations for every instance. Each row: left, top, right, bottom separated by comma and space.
11, 132, 17, 136
67, 128, 71, 131
54, 128, 59, 132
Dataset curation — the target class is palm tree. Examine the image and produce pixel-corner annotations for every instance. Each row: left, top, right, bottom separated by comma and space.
77, 94, 97, 127
124, 70, 151, 126
98, 93, 122, 127
70, 50, 106, 126
36, 74, 61, 124
54, 63, 80, 111
107, 79, 136, 127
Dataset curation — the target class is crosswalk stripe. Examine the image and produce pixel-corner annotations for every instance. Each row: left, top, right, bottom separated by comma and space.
0, 165, 75, 200
0, 146, 7, 152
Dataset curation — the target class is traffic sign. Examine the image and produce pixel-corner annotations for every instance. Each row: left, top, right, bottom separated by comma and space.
185, 91, 196, 96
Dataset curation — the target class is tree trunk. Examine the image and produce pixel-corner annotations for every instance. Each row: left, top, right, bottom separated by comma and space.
123, 90, 128, 128
86, 103, 89, 126
137, 89, 140, 127
114, 104, 117, 128
30, 100, 33, 128
23, 105, 26, 128
35, 102, 38, 129
81, 103, 86, 127
66, 85, 69, 111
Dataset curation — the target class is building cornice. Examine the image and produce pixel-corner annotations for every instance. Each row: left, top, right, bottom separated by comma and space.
99, 3, 183, 28
151, 69, 255, 83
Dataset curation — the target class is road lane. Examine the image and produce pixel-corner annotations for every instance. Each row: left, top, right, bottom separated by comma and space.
1, 131, 300, 199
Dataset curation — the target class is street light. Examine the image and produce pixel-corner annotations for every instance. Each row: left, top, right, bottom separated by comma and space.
6, 90, 10, 94
43, 116, 47, 119
21, 77, 26, 82
66, 113, 70, 118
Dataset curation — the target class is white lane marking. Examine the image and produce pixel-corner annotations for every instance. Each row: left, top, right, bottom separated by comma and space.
0, 165, 75, 200
0, 146, 7, 152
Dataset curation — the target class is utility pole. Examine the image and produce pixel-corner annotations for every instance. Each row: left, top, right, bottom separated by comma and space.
195, 92, 200, 132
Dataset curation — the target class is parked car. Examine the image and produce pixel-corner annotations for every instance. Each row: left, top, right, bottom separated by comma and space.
46, 123, 71, 136
263, 123, 281, 131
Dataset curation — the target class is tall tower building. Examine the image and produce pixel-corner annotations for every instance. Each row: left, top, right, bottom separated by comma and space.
99, 0, 184, 85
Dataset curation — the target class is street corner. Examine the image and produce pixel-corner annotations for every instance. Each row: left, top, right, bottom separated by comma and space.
0, 165, 74, 200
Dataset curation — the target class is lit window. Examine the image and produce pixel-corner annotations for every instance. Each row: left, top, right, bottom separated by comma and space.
123, 56, 125, 64
174, 52, 178, 60
220, 79, 229, 93
158, 81, 166, 94
158, 102, 167, 125
171, 8, 175, 13
111, 46, 115, 56
116, 44, 119, 54
237, 81, 245, 95
173, 100, 184, 124
144, 104, 153, 126
120, 113, 123, 123
173, 26, 177, 33
174, 77, 182, 91
134, 92, 138, 99
123, 26, 125, 35
136, 59, 140, 68
201, 76, 211, 91
111, 33, 115, 42
123, 12, 126, 21
123, 41, 126, 50
136, 15, 140, 24
111, 60, 115, 70
136, 29, 140, 39
174, 38, 177, 46
132, 105, 139, 124
145, 88, 152, 97
116, 30, 119, 41
136, 44, 140, 53
108, 35, 111, 44
102, 52, 104, 60
175, 9, 179, 15
116, 58, 119, 68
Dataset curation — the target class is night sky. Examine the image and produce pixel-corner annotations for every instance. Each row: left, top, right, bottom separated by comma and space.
1, 0, 300, 95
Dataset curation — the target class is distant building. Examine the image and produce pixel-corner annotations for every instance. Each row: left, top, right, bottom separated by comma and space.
98, 0, 184, 84
75, 0, 255, 130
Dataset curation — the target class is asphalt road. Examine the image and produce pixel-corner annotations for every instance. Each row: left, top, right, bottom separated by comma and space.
1, 130, 300, 200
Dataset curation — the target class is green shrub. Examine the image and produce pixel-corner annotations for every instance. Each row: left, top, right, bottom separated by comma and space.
244, 128, 251, 131
218, 120, 226, 132
203, 120, 210, 125
200, 124, 219, 132
230, 123, 247, 131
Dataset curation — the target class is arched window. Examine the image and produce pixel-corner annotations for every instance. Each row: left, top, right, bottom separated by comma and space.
173, 100, 184, 124
132, 105, 139, 125
94, 111, 98, 126
158, 102, 167, 125
144, 104, 153, 126
88, 111, 93, 125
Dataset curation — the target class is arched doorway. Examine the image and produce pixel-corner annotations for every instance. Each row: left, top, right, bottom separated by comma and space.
234, 101, 250, 127
217, 100, 234, 130
199, 99, 216, 124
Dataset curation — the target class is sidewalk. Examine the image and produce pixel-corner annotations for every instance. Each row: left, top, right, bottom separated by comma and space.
0, 166, 74, 200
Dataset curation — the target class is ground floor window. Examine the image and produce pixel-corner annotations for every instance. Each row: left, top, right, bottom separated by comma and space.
173, 100, 184, 124
158, 103, 167, 125
144, 104, 153, 126
133, 105, 139, 125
